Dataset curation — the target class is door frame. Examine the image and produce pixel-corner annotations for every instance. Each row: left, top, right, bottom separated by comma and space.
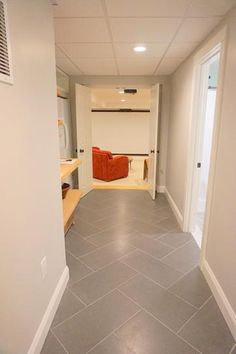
183, 27, 227, 263
148, 83, 160, 200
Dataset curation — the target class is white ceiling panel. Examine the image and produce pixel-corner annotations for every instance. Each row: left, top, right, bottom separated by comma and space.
174, 17, 222, 42
53, 0, 235, 75
166, 42, 199, 58
156, 57, 184, 75
72, 58, 118, 75
53, 0, 104, 17
110, 18, 182, 43
118, 59, 159, 75
187, 0, 236, 17
58, 43, 114, 59
114, 42, 168, 58
55, 45, 67, 58
56, 57, 82, 75
105, 0, 191, 17
54, 18, 110, 43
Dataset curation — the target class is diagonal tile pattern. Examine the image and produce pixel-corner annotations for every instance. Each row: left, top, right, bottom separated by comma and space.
41, 190, 235, 354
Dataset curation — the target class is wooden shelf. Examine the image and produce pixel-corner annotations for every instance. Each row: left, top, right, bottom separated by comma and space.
63, 189, 81, 233
60, 159, 81, 181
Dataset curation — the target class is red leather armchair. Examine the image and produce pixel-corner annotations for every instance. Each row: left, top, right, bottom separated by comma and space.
92, 147, 128, 181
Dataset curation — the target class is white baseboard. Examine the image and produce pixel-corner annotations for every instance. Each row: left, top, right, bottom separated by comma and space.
202, 260, 236, 340
28, 266, 69, 354
157, 185, 165, 193
165, 187, 183, 229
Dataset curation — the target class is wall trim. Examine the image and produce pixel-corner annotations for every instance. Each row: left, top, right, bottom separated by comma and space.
28, 266, 69, 354
165, 187, 183, 228
202, 260, 236, 341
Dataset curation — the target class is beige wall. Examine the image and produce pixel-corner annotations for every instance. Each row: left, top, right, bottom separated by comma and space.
0, 1, 66, 353
166, 7, 236, 330
166, 59, 194, 213
205, 8, 236, 316
70, 76, 170, 187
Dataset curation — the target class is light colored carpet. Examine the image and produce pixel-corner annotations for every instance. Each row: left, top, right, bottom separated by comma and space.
93, 156, 149, 189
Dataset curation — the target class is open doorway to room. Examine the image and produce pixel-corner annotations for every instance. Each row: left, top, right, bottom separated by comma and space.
91, 88, 151, 190
185, 47, 221, 248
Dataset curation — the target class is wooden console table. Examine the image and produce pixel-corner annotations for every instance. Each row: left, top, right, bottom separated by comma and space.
60, 159, 81, 234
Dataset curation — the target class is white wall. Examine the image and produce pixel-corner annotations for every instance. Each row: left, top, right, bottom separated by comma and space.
166, 8, 236, 338
92, 112, 150, 154
0, 1, 67, 353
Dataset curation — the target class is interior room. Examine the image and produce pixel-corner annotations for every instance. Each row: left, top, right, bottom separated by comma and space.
1, 1, 236, 354
91, 88, 151, 189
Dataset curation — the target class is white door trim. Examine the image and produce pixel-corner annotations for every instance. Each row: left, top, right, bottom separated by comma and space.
183, 27, 227, 262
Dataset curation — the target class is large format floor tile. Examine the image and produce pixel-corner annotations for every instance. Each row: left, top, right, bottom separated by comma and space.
65, 231, 97, 258
115, 311, 198, 354
41, 332, 67, 354
169, 266, 212, 308
66, 252, 92, 287
80, 240, 136, 270
161, 240, 200, 273
179, 297, 235, 354
119, 274, 197, 332
70, 261, 136, 305
122, 249, 182, 288
70, 218, 101, 237
158, 232, 193, 248
52, 290, 140, 354
51, 289, 85, 328
88, 334, 133, 354
41, 190, 235, 354
127, 233, 173, 259
87, 223, 135, 247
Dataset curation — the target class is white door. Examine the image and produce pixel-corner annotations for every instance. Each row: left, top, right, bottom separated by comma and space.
148, 84, 160, 200
75, 84, 92, 196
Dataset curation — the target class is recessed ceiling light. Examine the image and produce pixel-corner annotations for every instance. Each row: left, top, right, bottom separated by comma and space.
118, 90, 124, 94
134, 46, 146, 52
121, 99, 126, 102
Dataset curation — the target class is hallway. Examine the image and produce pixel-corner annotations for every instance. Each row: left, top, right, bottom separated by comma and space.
42, 190, 235, 354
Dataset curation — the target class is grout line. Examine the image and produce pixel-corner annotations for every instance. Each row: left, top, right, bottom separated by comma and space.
66, 287, 88, 307
52, 273, 139, 331
65, 249, 95, 272
78, 247, 139, 273
119, 257, 199, 310
50, 330, 70, 354
176, 295, 213, 335
159, 239, 194, 260
117, 289, 202, 354
69, 260, 138, 290
85, 310, 142, 354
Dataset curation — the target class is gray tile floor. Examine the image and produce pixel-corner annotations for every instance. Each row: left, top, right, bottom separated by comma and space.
41, 190, 235, 354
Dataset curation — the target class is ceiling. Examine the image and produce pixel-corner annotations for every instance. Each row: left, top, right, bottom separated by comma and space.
91, 88, 151, 109
53, 0, 236, 76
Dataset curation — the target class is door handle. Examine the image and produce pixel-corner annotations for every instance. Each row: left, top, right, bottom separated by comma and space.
197, 162, 201, 168
80, 149, 84, 153
150, 150, 155, 153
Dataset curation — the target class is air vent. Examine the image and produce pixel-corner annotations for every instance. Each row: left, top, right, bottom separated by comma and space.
0, 0, 13, 84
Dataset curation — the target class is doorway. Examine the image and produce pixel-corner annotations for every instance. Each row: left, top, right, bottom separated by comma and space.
185, 47, 221, 248
75, 84, 160, 199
